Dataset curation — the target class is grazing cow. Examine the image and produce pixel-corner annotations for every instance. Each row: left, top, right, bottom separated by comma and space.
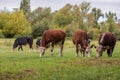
36, 38, 41, 48
94, 32, 116, 57
13, 37, 33, 51
72, 30, 92, 57
38, 29, 66, 57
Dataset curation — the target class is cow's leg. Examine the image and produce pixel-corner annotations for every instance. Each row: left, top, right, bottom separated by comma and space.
80, 49, 85, 57
20, 45, 23, 51
76, 44, 79, 57
29, 44, 33, 49
59, 44, 63, 57
50, 42, 54, 56
107, 49, 111, 57
83, 51, 85, 57
29, 44, 33, 52
18, 45, 23, 51
79, 49, 83, 57
18, 45, 21, 51
107, 48, 113, 57
79, 45, 85, 57
59, 39, 65, 57
18, 46, 20, 51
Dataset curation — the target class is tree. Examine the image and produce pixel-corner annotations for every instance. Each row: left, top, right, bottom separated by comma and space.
54, 4, 73, 28
105, 11, 117, 32
72, 5, 81, 22
79, 1, 91, 30
30, 7, 51, 38
66, 21, 79, 37
79, 1, 91, 16
92, 8, 104, 28
100, 22, 109, 33
118, 19, 120, 27
0, 10, 31, 38
85, 13, 95, 28
54, 13, 72, 27
20, 0, 31, 19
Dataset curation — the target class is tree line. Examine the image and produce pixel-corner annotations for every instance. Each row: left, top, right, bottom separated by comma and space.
0, 0, 120, 39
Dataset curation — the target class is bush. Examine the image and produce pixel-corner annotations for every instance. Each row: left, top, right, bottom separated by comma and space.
0, 10, 31, 38
87, 28, 100, 40
65, 21, 79, 37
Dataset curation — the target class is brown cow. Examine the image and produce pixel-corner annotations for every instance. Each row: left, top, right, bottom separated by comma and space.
38, 29, 66, 57
94, 32, 116, 57
73, 30, 92, 57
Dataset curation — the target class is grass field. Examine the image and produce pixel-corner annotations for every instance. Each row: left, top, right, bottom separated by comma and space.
0, 39, 120, 80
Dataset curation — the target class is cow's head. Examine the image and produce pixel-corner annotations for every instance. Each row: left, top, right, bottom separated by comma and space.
38, 47, 46, 57
93, 45, 105, 57
85, 45, 93, 57
13, 43, 18, 51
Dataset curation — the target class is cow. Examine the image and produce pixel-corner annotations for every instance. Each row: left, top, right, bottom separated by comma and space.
93, 32, 116, 57
13, 37, 33, 51
72, 29, 92, 57
36, 38, 41, 48
38, 29, 66, 57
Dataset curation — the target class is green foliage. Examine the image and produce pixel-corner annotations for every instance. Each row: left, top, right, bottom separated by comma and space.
0, 1, 120, 39
30, 7, 51, 38
104, 11, 119, 34
20, 0, 31, 19
0, 10, 31, 38
100, 22, 109, 33
53, 4, 72, 27
66, 21, 79, 37
79, 1, 91, 16
92, 8, 104, 28
54, 13, 72, 27
87, 28, 100, 39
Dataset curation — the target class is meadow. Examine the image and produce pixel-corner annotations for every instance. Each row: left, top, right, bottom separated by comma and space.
0, 39, 120, 80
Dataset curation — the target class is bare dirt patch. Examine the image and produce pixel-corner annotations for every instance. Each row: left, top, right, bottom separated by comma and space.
59, 58, 120, 67
0, 69, 37, 80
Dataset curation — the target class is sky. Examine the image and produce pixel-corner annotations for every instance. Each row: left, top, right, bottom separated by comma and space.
0, 0, 120, 20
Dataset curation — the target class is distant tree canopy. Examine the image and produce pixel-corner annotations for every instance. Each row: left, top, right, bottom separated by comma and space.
0, 1, 119, 39
0, 10, 31, 38
20, 0, 31, 20
30, 7, 51, 38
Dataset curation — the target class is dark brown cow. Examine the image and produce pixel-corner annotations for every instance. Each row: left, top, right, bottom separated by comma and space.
94, 32, 116, 57
39, 29, 66, 57
73, 30, 92, 57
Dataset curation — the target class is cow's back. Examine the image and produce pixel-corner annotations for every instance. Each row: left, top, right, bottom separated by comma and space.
41, 30, 66, 46
15, 37, 28, 45
99, 32, 116, 46
52, 30, 66, 43
73, 30, 88, 45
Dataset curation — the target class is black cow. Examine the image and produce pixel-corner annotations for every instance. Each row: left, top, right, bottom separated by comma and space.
13, 37, 33, 51
36, 38, 41, 48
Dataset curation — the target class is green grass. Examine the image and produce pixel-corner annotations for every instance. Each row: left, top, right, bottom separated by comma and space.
0, 39, 120, 80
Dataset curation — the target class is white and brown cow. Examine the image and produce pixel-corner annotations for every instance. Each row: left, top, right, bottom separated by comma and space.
94, 32, 116, 57
73, 30, 92, 57
39, 29, 66, 57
